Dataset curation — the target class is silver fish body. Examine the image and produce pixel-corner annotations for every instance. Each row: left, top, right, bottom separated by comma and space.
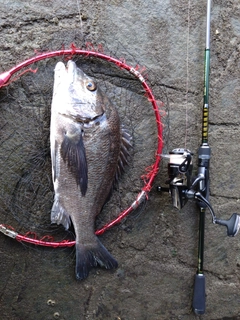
50, 60, 130, 279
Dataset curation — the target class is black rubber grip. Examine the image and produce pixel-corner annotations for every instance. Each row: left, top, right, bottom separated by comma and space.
192, 273, 206, 315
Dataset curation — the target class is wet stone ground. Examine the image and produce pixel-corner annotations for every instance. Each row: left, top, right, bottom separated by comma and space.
0, 0, 240, 319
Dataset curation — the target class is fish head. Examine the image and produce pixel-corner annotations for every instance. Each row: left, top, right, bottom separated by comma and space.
52, 60, 105, 122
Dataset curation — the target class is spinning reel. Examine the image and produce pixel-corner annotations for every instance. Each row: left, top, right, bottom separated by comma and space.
159, 147, 240, 237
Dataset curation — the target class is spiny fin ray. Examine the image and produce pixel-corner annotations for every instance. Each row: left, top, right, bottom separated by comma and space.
115, 125, 132, 181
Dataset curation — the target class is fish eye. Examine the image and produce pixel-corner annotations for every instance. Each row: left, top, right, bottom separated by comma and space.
86, 81, 97, 91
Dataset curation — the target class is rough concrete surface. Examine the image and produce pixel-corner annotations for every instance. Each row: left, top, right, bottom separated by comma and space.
0, 0, 239, 319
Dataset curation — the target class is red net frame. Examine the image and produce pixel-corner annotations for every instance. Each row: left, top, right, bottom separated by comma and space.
0, 45, 163, 247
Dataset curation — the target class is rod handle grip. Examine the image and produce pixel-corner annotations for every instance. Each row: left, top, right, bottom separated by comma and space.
192, 273, 206, 315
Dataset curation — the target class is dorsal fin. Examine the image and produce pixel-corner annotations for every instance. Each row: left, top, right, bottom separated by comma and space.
100, 125, 132, 209
115, 125, 132, 181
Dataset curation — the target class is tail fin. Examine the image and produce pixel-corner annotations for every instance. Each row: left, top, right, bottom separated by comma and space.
75, 238, 118, 280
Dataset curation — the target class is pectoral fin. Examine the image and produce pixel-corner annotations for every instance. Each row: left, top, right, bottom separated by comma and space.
61, 130, 88, 196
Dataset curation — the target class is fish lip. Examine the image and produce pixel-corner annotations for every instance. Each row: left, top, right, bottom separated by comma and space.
66, 60, 76, 72
66, 60, 85, 78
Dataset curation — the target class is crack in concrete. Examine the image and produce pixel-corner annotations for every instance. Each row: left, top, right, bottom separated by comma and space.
176, 255, 240, 285
0, 13, 79, 30
210, 193, 240, 200
159, 83, 196, 95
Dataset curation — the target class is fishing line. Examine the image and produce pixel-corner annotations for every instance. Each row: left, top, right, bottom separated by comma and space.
76, 0, 83, 37
185, 0, 191, 149
0, 45, 165, 247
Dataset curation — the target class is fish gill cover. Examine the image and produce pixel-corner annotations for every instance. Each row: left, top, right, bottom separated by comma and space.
0, 42, 169, 272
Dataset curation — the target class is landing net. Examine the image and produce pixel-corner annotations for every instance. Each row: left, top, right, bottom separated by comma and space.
0, 44, 167, 247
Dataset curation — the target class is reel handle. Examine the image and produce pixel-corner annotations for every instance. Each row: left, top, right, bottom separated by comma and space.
215, 213, 240, 237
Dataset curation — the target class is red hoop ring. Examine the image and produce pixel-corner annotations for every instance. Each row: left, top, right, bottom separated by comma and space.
0, 46, 163, 246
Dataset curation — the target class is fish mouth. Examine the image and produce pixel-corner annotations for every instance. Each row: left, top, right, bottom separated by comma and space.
66, 60, 77, 72
75, 113, 105, 125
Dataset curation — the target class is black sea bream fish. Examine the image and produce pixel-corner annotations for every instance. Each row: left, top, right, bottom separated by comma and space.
50, 60, 131, 280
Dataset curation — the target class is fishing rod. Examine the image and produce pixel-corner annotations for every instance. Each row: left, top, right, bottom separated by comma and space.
158, 0, 240, 314
192, 0, 212, 313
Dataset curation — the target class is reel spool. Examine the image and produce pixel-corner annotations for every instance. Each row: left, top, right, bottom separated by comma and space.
167, 148, 193, 210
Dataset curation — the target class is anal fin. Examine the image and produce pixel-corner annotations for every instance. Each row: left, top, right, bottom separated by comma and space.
51, 198, 71, 230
